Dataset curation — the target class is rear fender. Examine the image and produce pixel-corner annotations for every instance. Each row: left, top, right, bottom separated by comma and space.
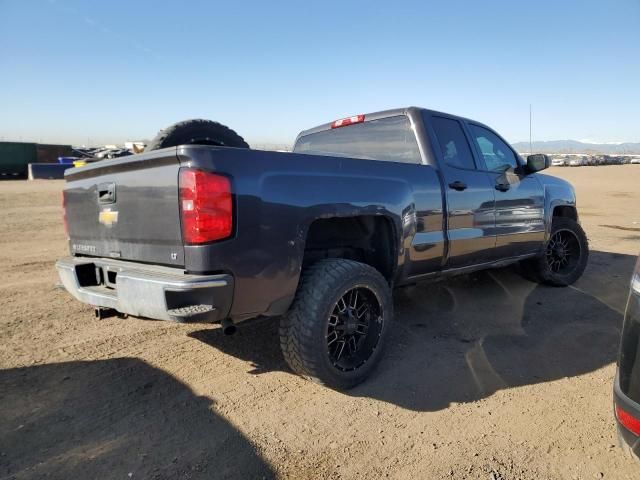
260, 172, 409, 299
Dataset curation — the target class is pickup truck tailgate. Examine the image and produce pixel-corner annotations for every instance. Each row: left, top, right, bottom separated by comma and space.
63, 149, 185, 266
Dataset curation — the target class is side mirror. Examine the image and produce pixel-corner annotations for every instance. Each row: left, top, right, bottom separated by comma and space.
526, 154, 550, 173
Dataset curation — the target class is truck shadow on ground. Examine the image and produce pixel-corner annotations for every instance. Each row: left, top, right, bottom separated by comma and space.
190, 250, 634, 412
0, 359, 275, 479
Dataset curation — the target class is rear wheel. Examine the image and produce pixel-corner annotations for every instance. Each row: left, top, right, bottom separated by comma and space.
279, 259, 393, 389
522, 217, 589, 286
145, 119, 249, 151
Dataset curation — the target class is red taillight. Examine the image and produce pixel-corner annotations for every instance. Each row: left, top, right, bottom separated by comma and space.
616, 404, 640, 436
62, 191, 69, 237
331, 114, 365, 129
179, 168, 232, 244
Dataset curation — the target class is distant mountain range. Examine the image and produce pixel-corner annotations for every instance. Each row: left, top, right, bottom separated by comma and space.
512, 140, 640, 155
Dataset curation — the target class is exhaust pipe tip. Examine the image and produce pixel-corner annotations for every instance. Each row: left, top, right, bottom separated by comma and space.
221, 318, 236, 336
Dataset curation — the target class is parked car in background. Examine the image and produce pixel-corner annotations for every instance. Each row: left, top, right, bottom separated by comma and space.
615, 254, 640, 458
630, 158, 640, 165
568, 157, 585, 167
551, 158, 566, 167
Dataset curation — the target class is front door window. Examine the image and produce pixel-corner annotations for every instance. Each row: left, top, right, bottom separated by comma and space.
469, 124, 519, 172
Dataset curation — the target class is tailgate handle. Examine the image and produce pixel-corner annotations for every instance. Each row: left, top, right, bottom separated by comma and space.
98, 183, 116, 204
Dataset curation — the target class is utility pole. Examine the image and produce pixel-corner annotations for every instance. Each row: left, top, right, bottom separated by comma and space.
529, 104, 532, 154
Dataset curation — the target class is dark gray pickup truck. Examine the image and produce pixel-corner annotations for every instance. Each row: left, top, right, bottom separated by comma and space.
57, 107, 589, 388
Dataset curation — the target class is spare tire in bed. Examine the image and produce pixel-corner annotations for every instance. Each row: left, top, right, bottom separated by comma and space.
145, 119, 250, 151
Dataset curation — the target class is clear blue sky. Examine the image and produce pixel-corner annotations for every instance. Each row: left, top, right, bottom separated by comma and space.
1, 0, 638, 146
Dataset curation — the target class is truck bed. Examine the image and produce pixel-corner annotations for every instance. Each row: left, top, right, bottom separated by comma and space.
62, 144, 445, 321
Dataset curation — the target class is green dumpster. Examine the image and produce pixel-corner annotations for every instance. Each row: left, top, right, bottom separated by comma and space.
0, 142, 38, 178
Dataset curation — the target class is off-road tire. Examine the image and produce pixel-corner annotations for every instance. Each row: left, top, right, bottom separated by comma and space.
279, 259, 393, 390
522, 217, 589, 286
145, 119, 249, 151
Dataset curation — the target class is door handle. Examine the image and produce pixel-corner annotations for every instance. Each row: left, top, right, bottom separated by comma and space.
495, 183, 510, 192
448, 181, 467, 191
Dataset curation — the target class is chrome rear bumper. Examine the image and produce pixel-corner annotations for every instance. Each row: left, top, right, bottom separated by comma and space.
56, 256, 233, 322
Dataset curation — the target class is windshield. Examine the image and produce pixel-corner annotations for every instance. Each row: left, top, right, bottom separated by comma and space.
294, 115, 422, 164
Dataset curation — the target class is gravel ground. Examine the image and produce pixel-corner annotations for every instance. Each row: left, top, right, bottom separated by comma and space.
1, 165, 639, 479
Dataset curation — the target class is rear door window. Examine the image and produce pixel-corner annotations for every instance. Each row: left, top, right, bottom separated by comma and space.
431, 116, 476, 170
293, 115, 422, 164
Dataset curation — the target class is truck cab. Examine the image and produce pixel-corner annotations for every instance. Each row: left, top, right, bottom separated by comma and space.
294, 107, 577, 276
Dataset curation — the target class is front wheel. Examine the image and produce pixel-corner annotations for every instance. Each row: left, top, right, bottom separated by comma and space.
279, 259, 393, 390
522, 217, 589, 286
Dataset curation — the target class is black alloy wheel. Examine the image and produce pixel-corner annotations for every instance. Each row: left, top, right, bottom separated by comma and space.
521, 216, 589, 286
545, 228, 581, 274
279, 259, 393, 389
326, 286, 384, 372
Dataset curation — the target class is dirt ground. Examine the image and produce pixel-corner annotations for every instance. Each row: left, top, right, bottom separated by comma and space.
1, 165, 639, 479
